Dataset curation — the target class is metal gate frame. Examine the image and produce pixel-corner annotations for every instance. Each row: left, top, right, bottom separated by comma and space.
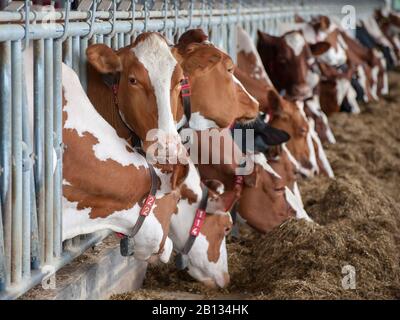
0, 0, 385, 300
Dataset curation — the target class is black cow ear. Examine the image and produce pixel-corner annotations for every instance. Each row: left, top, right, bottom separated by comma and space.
260, 125, 290, 146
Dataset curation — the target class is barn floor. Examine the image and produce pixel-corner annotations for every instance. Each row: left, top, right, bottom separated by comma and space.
111, 71, 400, 300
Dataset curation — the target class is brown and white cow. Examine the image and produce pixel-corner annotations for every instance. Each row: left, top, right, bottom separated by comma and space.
195, 128, 311, 234
24, 46, 180, 263
86, 33, 185, 163
237, 27, 334, 177
86, 33, 234, 288
174, 30, 260, 130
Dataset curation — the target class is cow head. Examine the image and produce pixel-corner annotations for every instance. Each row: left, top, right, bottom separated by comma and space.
171, 162, 233, 288
175, 29, 259, 129
237, 153, 298, 233
257, 30, 329, 101
86, 32, 184, 162
266, 90, 319, 177
318, 61, 360, 116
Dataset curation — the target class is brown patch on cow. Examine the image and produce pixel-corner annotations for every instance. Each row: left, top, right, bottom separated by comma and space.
201, 214, 232, 263
180, 183, 198, 205
153, 192, 180, 254
63, 129, 150, 219
62, 89, 151, 219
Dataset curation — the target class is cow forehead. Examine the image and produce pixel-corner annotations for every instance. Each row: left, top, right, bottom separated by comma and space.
131, 33, 178, 132
284, 32, 306, 56
131, 34, 177, 87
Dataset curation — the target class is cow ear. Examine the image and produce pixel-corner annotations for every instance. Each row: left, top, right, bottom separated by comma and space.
257, 30, 278, 46
310, 41, 331, 56
243, 163, 260, 188
86, 44, 122, 74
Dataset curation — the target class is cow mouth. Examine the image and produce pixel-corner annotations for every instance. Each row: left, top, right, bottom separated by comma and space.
237, 116, 257, 125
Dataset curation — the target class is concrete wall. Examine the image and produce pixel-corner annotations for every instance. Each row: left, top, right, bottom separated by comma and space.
21, 237, 147, 300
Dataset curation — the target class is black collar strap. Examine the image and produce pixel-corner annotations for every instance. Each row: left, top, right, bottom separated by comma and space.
179, 76, 192, 131
119, 163, 158, 256
175, 184, 209, 270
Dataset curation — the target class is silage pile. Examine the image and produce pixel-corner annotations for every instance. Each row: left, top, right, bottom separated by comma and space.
111, 72, 400, 300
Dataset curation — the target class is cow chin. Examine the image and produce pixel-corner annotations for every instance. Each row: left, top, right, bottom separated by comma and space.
236, 116, 257, 126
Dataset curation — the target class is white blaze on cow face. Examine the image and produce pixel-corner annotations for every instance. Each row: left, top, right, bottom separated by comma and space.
308, 118, 335, 178
306, 95, 336, 144
232, 74, 260, 106
356, 65, 368, 102
371, 66, 380, 101
347, 84, 361, 114
253, 152, 281, 179
132, 34, 181, 156
296, 101, 319, 175
170, 161, 230, 288
284, 32, 306, 56
285, 187, 312, 221
318, 43, 347, 67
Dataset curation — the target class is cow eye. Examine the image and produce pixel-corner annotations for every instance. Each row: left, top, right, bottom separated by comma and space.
299, 127, 308, 136
227, 66, 234, 73
224, 226, 232, 235
129, 77, 137, 85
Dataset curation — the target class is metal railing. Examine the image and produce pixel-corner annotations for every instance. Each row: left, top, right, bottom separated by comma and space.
0, 0, 384, 300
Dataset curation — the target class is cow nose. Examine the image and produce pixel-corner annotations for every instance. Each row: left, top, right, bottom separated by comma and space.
156, 134, 184, 163
219, 272, 231, 288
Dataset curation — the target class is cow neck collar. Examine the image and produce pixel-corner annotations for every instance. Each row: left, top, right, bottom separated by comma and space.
175, 184, 209, 270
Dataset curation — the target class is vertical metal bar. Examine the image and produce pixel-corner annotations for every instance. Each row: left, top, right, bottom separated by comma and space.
44, 38, 54, 264
0, 201, 5, 291
21, 68, 31, 279
104, 35, 112, 47
79, 37, 88, 90
11, 40, 23, 284
34, 39, 45, 266
30, 171, 40, 270
53, 40, 63, 259
72, 36, 80, 74
118, 33, 124, 49
0, 40, 12, 287
112, 34, 118, 50
63, 37, 72, 67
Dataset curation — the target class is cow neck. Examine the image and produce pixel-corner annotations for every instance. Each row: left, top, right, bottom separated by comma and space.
103, 73, 142, 148
227, 162, 246, 228
175, 184, 209, 270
